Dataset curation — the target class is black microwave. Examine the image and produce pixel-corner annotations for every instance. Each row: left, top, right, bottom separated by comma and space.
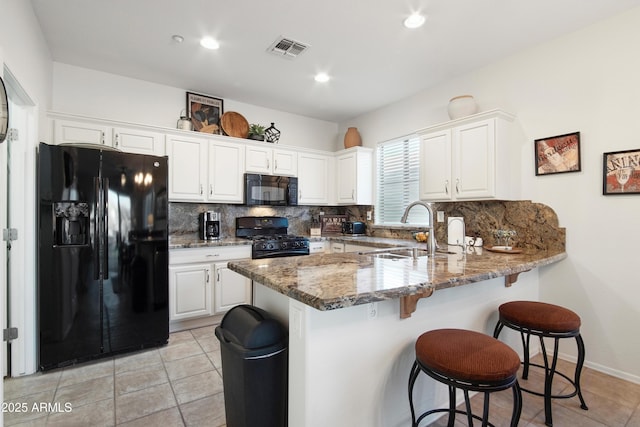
244, 173, 298, 206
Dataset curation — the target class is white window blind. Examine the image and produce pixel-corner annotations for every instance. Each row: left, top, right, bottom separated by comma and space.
376, 135, 427, 225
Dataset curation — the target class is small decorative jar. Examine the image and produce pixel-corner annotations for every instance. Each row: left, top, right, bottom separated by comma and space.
447, 95, 478, 120
344, 127, 362, 149
177, 115, 193, 131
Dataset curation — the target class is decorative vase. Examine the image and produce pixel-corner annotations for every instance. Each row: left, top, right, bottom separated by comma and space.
344, 127, 362, 149
265, 122, 281, 144
447, 95, 478, 120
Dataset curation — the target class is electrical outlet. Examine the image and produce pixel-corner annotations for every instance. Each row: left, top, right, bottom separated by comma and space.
367, 302, 378, 320
366, 211, 372, 221
437, 211, 445, 222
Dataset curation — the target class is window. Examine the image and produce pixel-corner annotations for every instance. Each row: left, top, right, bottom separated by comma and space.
376, 135, 427, 225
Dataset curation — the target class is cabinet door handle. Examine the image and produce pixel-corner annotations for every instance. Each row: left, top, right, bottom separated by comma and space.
445, 180, 449, 195
351, 189, 355, 200
266, 159, 270, 169
115, 133, 119, 147
455, 178, 460, 194
274, 159, 278, 171
217, 271, 220, 282
101, 131, 105, 145
206, 271, 210, 283
200, 184, 203, 195
209, 184, 213, 196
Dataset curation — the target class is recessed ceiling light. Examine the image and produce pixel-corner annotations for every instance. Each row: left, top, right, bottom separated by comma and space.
404, 13, 426, 29
200, 37, 220, 50
172, 35, 184, 43
314, 73, 330, 83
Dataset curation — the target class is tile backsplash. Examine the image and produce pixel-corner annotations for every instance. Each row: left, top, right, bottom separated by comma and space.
169, 200, 565, 252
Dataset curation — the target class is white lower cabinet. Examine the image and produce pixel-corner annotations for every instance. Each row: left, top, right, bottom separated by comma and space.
169, 246, 252, 324
214, 262, 251, 313
169, 263, 213, 321
308, 241, 327, 254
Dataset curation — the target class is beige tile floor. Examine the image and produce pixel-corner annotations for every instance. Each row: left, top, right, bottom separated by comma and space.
4, 328, 640, 426
3, 326, 226, 426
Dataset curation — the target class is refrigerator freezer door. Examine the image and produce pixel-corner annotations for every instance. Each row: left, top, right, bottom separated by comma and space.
39, 143, 103, 369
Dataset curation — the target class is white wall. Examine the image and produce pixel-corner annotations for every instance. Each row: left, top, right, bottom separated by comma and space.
52, 63, 339, 151
0, 0, 52, 135
344, 7, 640, 381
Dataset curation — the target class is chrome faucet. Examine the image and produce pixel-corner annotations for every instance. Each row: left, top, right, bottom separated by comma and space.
400, 201, 437, 255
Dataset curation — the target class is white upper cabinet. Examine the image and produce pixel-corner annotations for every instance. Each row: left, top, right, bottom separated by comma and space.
335, 147, 373, 205
113, 126, 165, 156
418, 110, 517, 202
298, 152, 333, 205
167, 135, 246, 203
51, 116, 165, 156
245, 145, 297, 176
53, 119, 112, 147
208, 140, 245, 203
167, 134, 208, 202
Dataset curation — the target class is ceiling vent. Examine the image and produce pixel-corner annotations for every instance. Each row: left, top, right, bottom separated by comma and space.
267, 36, 310, 59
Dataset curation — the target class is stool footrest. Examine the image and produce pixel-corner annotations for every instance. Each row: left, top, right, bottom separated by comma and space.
519, 362, 584, 402
416, 408, 498, 427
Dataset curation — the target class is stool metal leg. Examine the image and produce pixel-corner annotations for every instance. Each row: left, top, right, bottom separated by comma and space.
408, 361, 421, 427
510, 381, 522, 427
463, 389, 474, 426
575, 334, 589, 410
481, 391, 491, 427
521, 331, 531, 379
542, 337, 560, 426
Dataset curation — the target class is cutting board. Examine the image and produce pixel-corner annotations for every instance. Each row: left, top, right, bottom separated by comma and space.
220, 112, 249, 138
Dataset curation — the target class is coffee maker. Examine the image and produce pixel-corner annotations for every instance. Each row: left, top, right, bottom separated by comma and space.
200, 211, 221, 240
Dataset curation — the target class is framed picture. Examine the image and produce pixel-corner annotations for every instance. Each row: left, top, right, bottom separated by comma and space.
603, 149, 640, 195
535, 131, 581, 175
186, 92, 224, 134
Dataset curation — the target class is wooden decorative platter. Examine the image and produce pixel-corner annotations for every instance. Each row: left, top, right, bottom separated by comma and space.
220, 111, 249, 138
484, 246, 523, 254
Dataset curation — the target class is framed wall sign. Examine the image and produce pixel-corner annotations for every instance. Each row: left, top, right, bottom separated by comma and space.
603, 149, 640, 195
535, 131, 581, 175
186, 92, 224, 134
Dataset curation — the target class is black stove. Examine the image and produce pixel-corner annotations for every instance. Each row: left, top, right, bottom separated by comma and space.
236, 217, 310, 259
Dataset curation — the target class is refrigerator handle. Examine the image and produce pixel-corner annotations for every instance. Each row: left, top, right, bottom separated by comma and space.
93, 177, 101, 280
103, 178, 109, 276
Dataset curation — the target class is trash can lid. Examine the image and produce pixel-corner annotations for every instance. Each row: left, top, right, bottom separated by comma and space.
218, 305, 287, 350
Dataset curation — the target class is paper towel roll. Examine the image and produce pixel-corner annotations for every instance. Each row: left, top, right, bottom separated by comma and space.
447, 217, 465, 245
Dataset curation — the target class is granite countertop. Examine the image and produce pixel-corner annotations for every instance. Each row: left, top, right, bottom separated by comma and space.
228, 247, 567, 312
169, 234, 252, 249
168, 234, 413, 250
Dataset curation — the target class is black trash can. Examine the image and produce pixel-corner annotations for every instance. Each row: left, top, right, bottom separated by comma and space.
215, 304, 288, 427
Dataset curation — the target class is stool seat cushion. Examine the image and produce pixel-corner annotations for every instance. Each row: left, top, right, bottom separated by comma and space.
499, 301, 581, 333
415, 329, 520, 383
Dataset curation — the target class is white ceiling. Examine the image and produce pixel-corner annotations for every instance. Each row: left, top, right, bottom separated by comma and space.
30, 0, 640, 123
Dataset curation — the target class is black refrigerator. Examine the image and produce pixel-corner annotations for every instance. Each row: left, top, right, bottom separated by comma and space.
38, 142, 169, 370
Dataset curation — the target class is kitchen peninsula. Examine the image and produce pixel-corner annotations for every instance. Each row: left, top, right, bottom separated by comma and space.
228, 245, 566, 427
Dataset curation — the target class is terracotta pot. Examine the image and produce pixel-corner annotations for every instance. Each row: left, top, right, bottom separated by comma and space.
344, 127, 362, 148
447, 95, 478, 119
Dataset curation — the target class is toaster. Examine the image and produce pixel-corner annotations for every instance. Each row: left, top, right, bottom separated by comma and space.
342, 221, 366, 235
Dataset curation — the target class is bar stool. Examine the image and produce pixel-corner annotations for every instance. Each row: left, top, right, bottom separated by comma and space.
493, 301, 588, 426
408, 328, 522, 427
